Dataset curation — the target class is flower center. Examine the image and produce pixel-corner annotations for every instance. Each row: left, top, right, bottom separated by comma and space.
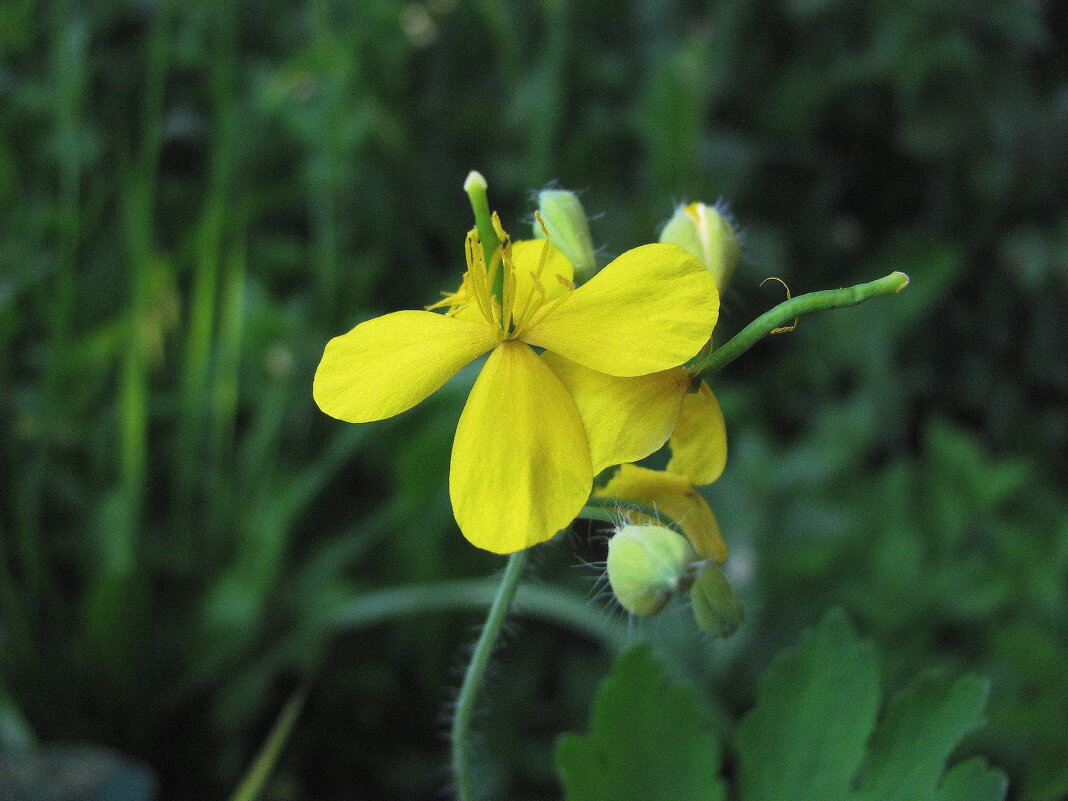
433, 213, 571, 340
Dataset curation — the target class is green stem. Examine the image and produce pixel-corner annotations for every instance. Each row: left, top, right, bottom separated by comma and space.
452, 550, 527, 801
695, 271, 910, 376
326, 580, 630, 652
228, 686, 308, 801
168, 576, 629, 711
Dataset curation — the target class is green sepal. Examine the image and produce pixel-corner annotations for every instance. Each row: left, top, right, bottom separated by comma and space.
689, 561, 743, 637
534, 188, 597, 283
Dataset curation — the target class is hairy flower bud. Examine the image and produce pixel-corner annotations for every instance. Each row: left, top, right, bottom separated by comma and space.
659, 202, 739, 291
534, 189, 597, 283
689, 561, 744, 637
606, 524, 699, 617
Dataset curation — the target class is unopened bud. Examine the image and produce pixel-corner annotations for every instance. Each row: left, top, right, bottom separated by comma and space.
659, 202, 739, 291
689, 561, 743, 637
534, 189, 596, 283
606, 524, 698, 617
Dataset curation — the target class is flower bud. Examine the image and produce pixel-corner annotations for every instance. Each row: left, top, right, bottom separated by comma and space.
533, 189, 597, 283
659, 202, 739, 291
606, 524, 699, 617
689, 561, 744, 637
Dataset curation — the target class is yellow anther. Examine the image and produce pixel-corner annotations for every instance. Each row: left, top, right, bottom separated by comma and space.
534, 209, 550, 239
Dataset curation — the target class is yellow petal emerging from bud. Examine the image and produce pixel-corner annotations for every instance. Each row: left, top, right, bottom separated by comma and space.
689, 561, 744, 637
606, 524, 698, 617
534, 189, 597, 282
596, 465, 728, 562
660, 202, 739, 291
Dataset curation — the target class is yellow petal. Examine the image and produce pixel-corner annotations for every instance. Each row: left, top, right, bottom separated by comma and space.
450, 340, 592, 553
667, 380, 727, 485
520, 243, 718, 377
542, 353, 688, 474
313, 310, 498, 423
596, 464, 727, 561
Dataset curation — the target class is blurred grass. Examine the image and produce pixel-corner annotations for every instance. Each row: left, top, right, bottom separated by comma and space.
1, 1, 1067, 799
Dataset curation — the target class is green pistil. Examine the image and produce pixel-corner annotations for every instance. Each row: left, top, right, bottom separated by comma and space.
463, 171, 503, 305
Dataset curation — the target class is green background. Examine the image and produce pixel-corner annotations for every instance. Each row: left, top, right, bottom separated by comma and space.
2, 0, 1066, 799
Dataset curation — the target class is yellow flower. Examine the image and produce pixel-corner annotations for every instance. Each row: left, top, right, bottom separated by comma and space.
313, 218, 719, 554
542, 199, 733, 486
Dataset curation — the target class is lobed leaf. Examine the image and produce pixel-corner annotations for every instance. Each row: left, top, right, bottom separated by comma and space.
556, 645, 726, 801
850, 673, 993, 801
736, 609, 881, 801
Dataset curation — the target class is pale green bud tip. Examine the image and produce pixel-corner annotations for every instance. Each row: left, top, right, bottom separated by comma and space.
534, 188, 597, 282
659, 201, 740, 291
463, 170, 487, 193
689, 562, 744, 638
606, 524, 699, 617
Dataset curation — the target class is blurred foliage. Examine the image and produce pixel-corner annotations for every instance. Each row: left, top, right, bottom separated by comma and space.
558, 613, 1006, 801
1, 0, 1066, 799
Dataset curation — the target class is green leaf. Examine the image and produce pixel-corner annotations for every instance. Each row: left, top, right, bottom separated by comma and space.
936, 758, 1008, 801
556, 645, 726, 801
736, 609, 881, 801
851, 673, 993, 801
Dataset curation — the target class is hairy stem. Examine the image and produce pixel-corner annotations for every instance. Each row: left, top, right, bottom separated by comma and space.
452, 550, 528, 801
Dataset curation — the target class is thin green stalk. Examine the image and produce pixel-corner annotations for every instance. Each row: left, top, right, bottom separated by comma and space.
228, 686, 308, 801
176, 0, 239, 537
132, 0, 174, 208
326, 579, 630, 652
85, 0, 173, 670
452, 551, 527, 801
694, 271, 910, 376
119, 0, 173, 524
206, 229, 247, 532
528, 0, 567, 179
169, 573, 629, 711
473, 0, 520, 80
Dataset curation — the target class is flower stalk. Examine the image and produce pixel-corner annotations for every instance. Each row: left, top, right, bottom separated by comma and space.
692, 271, 910, 377
452, 550, 528, 801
